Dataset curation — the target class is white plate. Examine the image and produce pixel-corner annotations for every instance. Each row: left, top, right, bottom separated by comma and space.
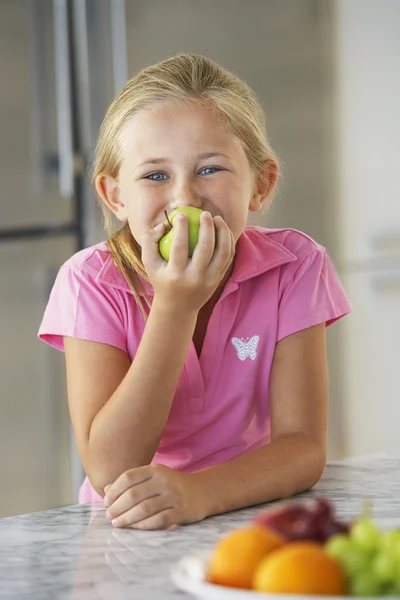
170, 553, 387, 600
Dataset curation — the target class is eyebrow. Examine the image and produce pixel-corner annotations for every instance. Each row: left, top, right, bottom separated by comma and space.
137, 152, 232, 168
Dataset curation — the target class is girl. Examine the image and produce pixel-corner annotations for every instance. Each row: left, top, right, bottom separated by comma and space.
39, 54, 351, 530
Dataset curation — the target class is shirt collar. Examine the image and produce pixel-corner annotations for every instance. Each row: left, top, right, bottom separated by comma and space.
231, 226, 297, 282
97, 226, 297, 294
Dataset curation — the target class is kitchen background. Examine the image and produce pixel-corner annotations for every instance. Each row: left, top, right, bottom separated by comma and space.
0, 0, 399, 519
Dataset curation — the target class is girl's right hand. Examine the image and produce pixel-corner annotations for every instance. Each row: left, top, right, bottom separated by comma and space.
140, 211, 235, 315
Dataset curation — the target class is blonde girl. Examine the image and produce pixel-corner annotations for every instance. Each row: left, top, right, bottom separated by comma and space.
39, 54, 351, 530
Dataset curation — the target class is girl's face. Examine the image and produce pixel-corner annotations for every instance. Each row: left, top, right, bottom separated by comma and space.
97, 100, 275, 244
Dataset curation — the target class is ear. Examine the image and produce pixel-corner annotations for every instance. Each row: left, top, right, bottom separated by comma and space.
95, 174, 128, 222
249, 159, 279, 212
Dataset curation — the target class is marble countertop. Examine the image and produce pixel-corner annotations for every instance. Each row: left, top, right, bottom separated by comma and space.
0, 454, 399, 599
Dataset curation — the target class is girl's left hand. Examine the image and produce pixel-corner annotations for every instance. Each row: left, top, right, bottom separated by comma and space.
103, 464, 207, 530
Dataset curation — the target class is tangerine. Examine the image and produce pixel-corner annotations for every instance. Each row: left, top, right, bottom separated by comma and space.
207, 526, 286, 589
253, 541, 348, 595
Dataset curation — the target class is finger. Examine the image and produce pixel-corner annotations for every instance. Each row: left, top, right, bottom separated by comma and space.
216, 230, 236, 282
219, 229, 236, 278
111, 495, 174, 529
104, 465, 153, 506
140, 222, 166, 268
106, 478, 160, 521
228, 229, 236, 268
190, 211, 215, 270
167, 213, 189, 270
131, 507, 178, 531
208, 217, 234, 275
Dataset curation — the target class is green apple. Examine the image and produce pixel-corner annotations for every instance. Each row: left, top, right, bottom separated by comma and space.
158, 206, 204, 261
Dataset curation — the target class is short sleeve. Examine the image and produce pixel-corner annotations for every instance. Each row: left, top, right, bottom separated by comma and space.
38, 265, 127, 353
277, 246, 352, 342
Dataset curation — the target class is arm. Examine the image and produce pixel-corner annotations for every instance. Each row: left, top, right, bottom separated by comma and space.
65, 304, 196, 496
65, 213, 234, 496
104, 323, 328, 529
192, 323, 328, 516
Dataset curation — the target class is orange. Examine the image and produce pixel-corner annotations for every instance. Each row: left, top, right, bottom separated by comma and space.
207, 526, 286, 589
253, 541, 348, 595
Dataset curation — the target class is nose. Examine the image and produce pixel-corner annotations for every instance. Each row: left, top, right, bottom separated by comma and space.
169, 177, 203, 211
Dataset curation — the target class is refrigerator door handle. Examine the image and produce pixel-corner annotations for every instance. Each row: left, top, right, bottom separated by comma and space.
52, 0, 74, 199
71, 0, 92, 154
110, 0, 128, 94
26, 0, 48, 195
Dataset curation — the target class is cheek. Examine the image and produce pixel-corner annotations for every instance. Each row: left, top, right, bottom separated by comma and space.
219, 184, 252, 238
216, 181, 251, 213
126, 186, 166, 228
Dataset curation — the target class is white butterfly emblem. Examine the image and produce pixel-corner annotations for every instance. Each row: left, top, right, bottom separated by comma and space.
231, 335, 260, 361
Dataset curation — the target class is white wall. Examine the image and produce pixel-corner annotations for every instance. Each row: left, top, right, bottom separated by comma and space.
335, 0, 400, 264
334, 0, 400, 458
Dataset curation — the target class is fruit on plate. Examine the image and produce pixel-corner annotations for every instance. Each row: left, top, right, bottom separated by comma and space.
325, 518, 400, 596
207, 526, 286, 589
205, 497, 400, 596
253, 541, 348, 595
159, 206, 205, 261
253, 496, 350, 543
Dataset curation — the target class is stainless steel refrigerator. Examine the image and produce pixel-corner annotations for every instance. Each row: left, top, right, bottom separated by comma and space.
0, 0, 129, 517
0, 0, 339, 517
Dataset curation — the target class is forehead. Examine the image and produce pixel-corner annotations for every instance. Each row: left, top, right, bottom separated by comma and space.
120, 100, 245, 160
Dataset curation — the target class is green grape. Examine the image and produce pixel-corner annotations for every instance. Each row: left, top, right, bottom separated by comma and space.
350, 571, 383, 596
325, 534, 353, 560
384, 577, 400, 596
326, 534, 370, 576
381, 530, 400, 560
351, 518, 382, 554
373, 550, 398, 583
343, 550, 371, 577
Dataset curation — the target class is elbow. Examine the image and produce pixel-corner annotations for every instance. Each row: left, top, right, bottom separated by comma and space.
284, 433, 327, 496
304, 438, 327, 490
79, 449, 119, 498
84, 456, 154, 499
87, 467, 135, 499
80, 444, 113, 498
92, 484, 106, 499
84, 430, 156, 497
84, 469, 108, 499
308, 456, 326, 489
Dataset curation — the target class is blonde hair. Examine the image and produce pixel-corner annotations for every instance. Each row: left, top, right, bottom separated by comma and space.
93, 53, 278, 318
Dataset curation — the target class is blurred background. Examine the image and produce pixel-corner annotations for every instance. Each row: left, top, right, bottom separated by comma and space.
0, 0, 399, 518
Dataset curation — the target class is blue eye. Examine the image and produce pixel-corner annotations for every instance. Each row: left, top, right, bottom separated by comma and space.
146, 172, 168, 181
199, 166, 222, 175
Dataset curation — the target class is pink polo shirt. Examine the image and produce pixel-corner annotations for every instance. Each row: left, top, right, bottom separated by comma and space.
38, 227, 351, 503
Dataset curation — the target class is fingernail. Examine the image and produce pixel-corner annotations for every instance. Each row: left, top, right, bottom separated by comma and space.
104, 496, 110, 507
111, 519, 120, 528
